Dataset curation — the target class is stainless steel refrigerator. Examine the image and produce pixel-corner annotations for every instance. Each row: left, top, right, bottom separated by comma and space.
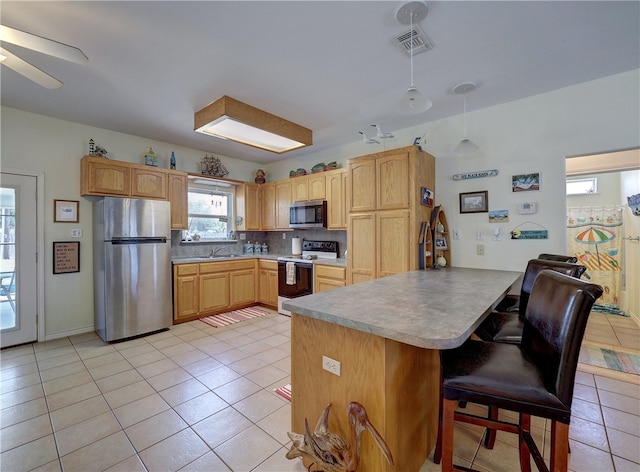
93, 197, 172, 342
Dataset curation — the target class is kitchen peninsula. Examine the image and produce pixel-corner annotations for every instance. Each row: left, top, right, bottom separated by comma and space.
283, 267, 521, 472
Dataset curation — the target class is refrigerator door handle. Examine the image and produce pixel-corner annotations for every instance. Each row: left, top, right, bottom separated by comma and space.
111, 237, 167, 245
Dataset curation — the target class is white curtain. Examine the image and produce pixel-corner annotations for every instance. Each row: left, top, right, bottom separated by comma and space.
567, 206, 624, 309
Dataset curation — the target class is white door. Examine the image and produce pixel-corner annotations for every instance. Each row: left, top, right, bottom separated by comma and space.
1, 173, 38, 347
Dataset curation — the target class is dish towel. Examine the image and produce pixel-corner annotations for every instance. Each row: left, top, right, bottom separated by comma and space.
286, 261, 297, 285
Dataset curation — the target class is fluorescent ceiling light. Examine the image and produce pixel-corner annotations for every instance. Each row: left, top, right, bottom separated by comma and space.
190, 178, 232, 187
194, 96, 312, 154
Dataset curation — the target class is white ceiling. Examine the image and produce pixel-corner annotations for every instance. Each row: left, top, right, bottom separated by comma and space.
1, 1, 639, 164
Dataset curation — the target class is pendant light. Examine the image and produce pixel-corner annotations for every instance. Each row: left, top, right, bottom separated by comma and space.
452, 82, 479, 156
395, 2, 432, 115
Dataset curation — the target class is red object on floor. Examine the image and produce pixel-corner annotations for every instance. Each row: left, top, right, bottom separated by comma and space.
275, 384, 292, 402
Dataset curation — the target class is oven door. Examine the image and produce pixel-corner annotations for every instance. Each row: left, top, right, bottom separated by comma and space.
278, 261, 313, 298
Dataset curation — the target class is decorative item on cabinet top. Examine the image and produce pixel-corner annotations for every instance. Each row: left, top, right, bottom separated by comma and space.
144, 147, 158, 167
200, 154, 229, 177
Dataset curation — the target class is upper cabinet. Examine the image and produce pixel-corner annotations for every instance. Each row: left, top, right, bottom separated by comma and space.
236, 182, 261, 231
81, 156, 189, 229
81, 156, 131, 197
292, 173, 326, 202
325, 168, 347, 230
81, 155, 168, 200
168, 171, 188, 230
347, 151, 410, 212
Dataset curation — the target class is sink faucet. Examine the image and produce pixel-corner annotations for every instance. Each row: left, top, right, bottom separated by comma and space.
209, 246, 224, 257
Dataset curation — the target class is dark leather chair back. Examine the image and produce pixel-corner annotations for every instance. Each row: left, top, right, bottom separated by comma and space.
538, 253, 578, 263
518, 259, 587, 316
521, 270, 603, 408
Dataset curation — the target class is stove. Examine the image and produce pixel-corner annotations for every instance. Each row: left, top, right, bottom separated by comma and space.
277, 240, 339, 316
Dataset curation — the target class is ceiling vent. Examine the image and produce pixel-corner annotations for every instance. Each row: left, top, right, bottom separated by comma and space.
393, 25, 433, 57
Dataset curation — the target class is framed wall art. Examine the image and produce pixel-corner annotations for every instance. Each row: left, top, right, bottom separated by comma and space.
459, 191, 488, 214
54, 199, 79, 223
53, 241, 80, 274
435, 237, 448, 249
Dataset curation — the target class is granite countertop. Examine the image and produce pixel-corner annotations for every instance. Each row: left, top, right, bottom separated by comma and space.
282, 267, 521, 350
172, 254, 347, 268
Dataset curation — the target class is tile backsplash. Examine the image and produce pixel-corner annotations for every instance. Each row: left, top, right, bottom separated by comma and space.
171, 229, 346, 258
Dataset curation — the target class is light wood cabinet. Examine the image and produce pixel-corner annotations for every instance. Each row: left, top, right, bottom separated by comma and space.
173, 264, 199, 322
130, 166, 168, 199
347, 146, 436, 284
236, 183, 261, 231
275, 180, 291, 229
291, 173, 326, 202
347, 213, 376, 284
258, 260, 278, 307
172, 259, 257, 323
377, 210, 411, 278
168, 171, 188, 230
81, 156, 131, 196
81, 155, 170, 199
260, 181, 291, 231
348, 157, 376, 212
314, 264, 346, 293
261, 183, 277, 230
325, 168, 347, 230
231, 269, 257, 306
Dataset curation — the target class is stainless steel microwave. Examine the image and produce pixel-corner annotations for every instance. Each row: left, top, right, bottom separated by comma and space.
289, 200, 327, 229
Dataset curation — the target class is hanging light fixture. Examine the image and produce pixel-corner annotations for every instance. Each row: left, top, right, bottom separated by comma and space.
195, 96, 312, 154
451, 82, 479, 156
395, 1, 432, 115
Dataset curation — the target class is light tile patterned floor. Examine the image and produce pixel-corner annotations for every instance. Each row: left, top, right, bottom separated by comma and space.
1, 309, 638, 471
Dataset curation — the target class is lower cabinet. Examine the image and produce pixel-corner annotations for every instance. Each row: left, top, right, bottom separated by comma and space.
315, 264, 346, 293
173, 259, 257, 323
258, 260, 278, 307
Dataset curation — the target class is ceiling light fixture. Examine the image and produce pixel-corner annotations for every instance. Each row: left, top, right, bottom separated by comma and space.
194, 96, 312, 154
451, 81, 479, 156
395, 1, 432, 115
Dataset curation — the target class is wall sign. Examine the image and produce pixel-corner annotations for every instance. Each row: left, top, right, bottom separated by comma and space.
452, 169, 498, 181
510, 222, 549, 240
53, 241, 80, 274
628, 193, 640, 216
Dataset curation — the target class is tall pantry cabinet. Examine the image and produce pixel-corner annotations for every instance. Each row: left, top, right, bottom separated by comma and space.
347, 146, 435, 284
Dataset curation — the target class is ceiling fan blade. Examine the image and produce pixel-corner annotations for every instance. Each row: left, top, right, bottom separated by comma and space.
0, 25, 88, 64
0, 47, 63, 89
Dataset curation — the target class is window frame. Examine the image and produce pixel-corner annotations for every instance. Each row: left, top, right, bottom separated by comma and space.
566, 177, 598, 196
185, 185, 236, 241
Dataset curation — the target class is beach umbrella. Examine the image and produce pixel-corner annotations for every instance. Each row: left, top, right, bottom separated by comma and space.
574, 226, 616, 266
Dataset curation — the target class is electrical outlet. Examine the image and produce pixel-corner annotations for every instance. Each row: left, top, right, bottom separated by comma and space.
282, 232, 286, 240
239, 233, 246, 240
322, 355, 341, 376
477, 244, 485, 255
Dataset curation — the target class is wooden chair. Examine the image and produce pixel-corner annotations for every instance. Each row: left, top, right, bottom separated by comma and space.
438, 270, 602, 472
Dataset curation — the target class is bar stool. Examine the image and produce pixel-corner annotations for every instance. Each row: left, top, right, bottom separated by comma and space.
475, 259, 586, 344
439, 270, 602, 472
494, 254, 578, 313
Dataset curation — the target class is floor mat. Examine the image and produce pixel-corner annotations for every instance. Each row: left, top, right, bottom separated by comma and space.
579, 343, 640, 375
275, 384, 291, 402
199, 307, 268, 328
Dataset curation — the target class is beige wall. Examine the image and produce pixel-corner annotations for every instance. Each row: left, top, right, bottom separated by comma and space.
2, 68, 639, 339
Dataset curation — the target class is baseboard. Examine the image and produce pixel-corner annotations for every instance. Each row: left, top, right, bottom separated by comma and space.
44, 326, 95, 341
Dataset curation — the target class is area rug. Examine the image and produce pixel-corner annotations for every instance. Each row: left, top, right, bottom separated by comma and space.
579, 343, 640, 375
199, 307, 268, 328
274, 384, 292, 402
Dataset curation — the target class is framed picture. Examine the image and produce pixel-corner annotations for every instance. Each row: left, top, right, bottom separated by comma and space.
421, 187, 434, 207
512, 173, 540, 192
54, 199, 79, 223
435, 237, 448, 249
53, 241, 80, 274
459, 191, 488, 214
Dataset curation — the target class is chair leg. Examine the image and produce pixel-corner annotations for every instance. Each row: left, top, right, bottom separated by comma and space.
484, 406, 498, 449
442, 398, 457, 472
550, 421, 570, 472
518, 414, 532, 472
